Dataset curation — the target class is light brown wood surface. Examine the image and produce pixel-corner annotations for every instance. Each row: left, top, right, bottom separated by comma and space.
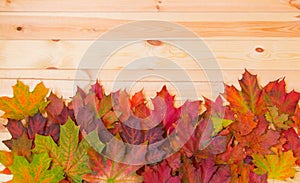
0, 0, 300, 182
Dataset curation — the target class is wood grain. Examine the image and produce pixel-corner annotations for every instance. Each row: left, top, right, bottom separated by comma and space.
1, 40, 300, 70
1, 13, 300, 39
0, 0, 297, 12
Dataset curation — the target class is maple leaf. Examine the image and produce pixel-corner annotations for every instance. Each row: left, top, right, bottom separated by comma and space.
229, 163, 267, 183
252, 150, 297, 180
111, 90, 131, 122
223, 70, 264, 116
211, 116, 233, 136
120, 117, 145, 145
235, 116, 280, 155
91, 80, 104, 100
181, 157, 230, 183
156, 86, 181, 132
33, 118, 93, 183
4, 119, 26, 139
11, 132, 32, 160
204, 98, 232, 137
0, 151, 14, 167
142, 160, 181, 183
263, 79, 300, 114
46, 92, 72, 125
0, 81, 49, 120
9, 153, 64, 183
83, 148, 143, 183
27, 112, 48, 139
131, 90, 151, 118
0, 150, 14, 175
265, 106, 291, 130
182, 113, 230, 159
223, 70, 269, 136
4, 112, 61, 148
98, 94, 113, 118
292, 106, 300, 133
144, 124, 164, 144
282, 128, 300, 165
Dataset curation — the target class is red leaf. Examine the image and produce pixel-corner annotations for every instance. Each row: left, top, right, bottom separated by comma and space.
120, 117, 145, 145
263, 79, 300, 114
131, 90, 146, 108
249, 170, 267, 183
5, 119, 26, 139
156, 86, 181, 132
143, 160, 181, 183
181, 157, 230, 183
292, 106, 300, 133
27, 112, 47, 139
112, 90, 131, 122
283, 128, 300, 165
91, 80, 104, 100
144, 124, 164, 144
46, 92, 71, 125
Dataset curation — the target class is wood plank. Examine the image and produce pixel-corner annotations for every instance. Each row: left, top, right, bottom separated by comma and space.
0, 69, 298, 84
1, 40, 300, 70
1, 13, 300, 39
0, 69, 298, 100
0, 0, 297, 12
0, 79, 223, 102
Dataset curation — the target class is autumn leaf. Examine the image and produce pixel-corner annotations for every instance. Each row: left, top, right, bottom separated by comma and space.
211, 116, 233, 136
142, 160, 181, 183
98, 94, 113, 118
0, 81, 49, 120
223, 70, 264, 115
181, 157, 230, 183
83, 148, 143, 183
265, 106, 291, 130
11, 132, 32, 160
9, 153, 64, 183
4, 112, 61, 147
0, 151, 14, 167
33, 118, 92, 183
120, 117, 145, 145
156, 86, 181, 132
263, 79, 300, 114
252, 150, 297, 180
229, 163, 267, 183
283, 128, 300, 165
111, 90, 131, 122
223, 70, 266, 135
91, 80, 104, 100
292, 106, 300, 133
46, 92, 72, 125
235, 116, 280, 155
131, 90, 151, 118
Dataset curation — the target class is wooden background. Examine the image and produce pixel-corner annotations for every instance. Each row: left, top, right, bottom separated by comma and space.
1, 0, 300, 182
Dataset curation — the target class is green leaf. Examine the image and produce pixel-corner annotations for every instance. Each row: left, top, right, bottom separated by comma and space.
211, 116, 233, 136
265, 106, 291, 130
9, 153, 64, 183
0, 81, 49, 120
252, 150, 297, 180
33, 118, 92, 183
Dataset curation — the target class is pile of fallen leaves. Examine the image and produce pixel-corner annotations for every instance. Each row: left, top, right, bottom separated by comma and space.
0, 70, 300, 183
